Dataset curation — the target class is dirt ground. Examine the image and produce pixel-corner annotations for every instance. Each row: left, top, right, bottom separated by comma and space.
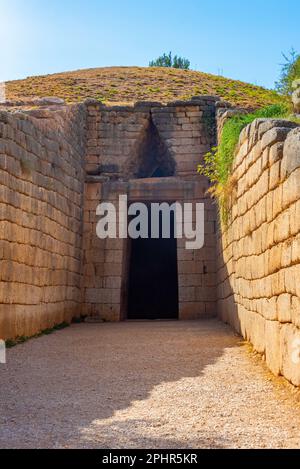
1, 319, 300, 449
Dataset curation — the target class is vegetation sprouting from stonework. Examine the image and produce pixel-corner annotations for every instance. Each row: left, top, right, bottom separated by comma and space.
5, 322, 70, 348
198, 103, 291, 224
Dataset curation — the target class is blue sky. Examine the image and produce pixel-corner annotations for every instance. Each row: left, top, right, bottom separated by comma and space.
0, 0, 298, 89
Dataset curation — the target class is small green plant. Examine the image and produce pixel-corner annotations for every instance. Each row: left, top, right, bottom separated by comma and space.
149, 52, 190, 70
198, 103, 290, 224
107, 88, 118, 96
147, 86, 161, 93
5, 322, 70, 348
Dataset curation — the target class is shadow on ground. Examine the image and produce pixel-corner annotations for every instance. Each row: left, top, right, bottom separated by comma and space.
0, 320, 240, 448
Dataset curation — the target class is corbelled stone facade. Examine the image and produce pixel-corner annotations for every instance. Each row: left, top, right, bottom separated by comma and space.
82, 98, 218, 321
0, 97, 219, 337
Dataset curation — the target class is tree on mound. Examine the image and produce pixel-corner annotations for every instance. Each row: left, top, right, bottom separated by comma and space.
149, 52, 190, 70
275, 48, 300, 95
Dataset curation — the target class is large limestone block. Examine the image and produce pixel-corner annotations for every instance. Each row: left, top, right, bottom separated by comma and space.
281, 240, 292, 268
268, 244, 282, 274
277, 293, 292, 323
291, 236, 300, 263
273, 210, 290, 244
292, 79, 300, 114
281, 127, 300, 179
269, 160, 280, 190
265, 320, 281, 375
247, 310, 266, 354
180, 302, 206, 320
290, 200, 300, 235
282, 167, 300, 210
33, 96, 65, 106
291, 296, 300, 328
258, 119, 297, 140
269, 142, 284, 165
261, 127, 293, 152
280, 323, 300, 386
261, 296, 277, 321
284, 264, 300, 297
272, 185, 283, 218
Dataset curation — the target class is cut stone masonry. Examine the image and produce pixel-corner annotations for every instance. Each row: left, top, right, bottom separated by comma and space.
1, 96, 300, 387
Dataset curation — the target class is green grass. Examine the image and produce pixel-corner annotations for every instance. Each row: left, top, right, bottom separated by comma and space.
5, 321, 70, 348
6, 66, 288, 109
198, 103, 292, 223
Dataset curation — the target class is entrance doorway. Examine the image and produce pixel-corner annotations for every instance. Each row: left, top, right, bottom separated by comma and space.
127, 208, 179, 320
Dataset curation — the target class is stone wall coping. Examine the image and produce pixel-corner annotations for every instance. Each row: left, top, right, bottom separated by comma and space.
233, 118, 299, 167
2, 95, 225, 119
84, 95, 222, 111
128, 176, 195, 188
94, 176, 197, 190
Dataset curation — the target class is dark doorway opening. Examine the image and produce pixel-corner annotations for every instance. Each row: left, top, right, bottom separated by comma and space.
127, 207, 179, 320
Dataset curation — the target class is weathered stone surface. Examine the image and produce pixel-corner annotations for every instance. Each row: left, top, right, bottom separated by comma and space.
261, 127, 292, 151
265, 320, 281, 376
217, 114, 300, 387
81, 100, 218, 322
258, 119, 297, 139
292, 79, 300, 114
0, 106, 86, 339
2, 95, 300, 390
280, 324, 300, 386
277, 294, 292, 323
281, 127, 300, 178
34, 96, 65, 106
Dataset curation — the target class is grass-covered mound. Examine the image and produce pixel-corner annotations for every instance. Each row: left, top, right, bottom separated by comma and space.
6, 66, 286, 109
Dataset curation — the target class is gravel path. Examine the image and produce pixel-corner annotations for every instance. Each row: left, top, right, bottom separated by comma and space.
1, 319, 300, 449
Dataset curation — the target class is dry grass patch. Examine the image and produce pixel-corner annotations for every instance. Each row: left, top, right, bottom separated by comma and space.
6, 66, 287, 109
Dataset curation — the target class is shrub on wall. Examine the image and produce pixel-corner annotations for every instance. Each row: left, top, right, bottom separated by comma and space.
198, 103, 291, 223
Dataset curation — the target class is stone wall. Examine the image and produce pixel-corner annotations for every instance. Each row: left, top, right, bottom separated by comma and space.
85, 98, 217, 179
82, 98, 218, 320
217, 118, 300, 385
82, 177, 217, 321
2, 95, 300, 387
0, 106, 86, 340
0, 97, 219, 337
